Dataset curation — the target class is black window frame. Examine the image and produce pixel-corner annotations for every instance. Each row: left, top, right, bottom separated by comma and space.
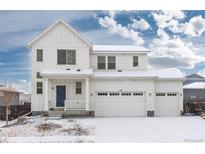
57, 49, 76, 65
36, 82, 43, 94
36, 72, 43, 79
75, 82, 82, 94
97, 56, 106, 69
57, 50, 67, 65
108, 56, 116, 69
36, 49, 43, 62
133, 56, 139, 67
67, 50, 76, 65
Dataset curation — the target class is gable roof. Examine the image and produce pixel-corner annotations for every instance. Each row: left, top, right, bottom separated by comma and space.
186, 74, 204, 79
28, 19, 92, 47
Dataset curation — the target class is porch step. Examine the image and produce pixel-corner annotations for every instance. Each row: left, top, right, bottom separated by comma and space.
47, 111, 63, 117
62, 110, 94, 118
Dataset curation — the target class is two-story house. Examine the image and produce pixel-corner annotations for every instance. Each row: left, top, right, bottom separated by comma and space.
28, 19, 184, 117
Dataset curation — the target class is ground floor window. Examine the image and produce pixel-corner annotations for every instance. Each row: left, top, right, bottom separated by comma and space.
76, 82, 82, 94
36, 82, 43, 94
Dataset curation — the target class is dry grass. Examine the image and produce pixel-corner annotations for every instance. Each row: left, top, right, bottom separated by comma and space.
61, 123, 90, 136
37, 123, 62, 132
201, 114, 205, 119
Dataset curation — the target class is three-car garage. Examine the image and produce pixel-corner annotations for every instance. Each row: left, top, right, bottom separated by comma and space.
94, 91, 180, 117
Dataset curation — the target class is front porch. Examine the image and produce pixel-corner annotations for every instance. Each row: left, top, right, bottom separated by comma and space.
41, 68, 93, 115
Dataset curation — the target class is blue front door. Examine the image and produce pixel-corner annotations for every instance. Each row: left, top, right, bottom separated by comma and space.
56, 85, 66, 107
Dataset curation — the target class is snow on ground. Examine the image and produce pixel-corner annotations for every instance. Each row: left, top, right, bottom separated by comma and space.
0, 116, 205, 143
0, 116, 95, 143
95, 117, 205, 142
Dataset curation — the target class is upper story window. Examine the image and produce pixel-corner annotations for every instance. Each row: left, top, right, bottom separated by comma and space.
97, 56, 106, 69
133, 56, 138, 67
57, 49, 76, 65
36, 49, 43, 62
75, 82, 82, 94
108, 56, 116, 69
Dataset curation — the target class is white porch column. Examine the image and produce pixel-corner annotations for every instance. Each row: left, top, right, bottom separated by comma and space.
85, 78, 90, 111
44, 78, 49, 111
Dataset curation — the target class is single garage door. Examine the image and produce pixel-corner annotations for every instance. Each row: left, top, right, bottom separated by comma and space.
95, 91, 146, 116
155, 92, 179, 116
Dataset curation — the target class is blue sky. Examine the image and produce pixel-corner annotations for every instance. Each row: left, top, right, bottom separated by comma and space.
0, 10, 205, 91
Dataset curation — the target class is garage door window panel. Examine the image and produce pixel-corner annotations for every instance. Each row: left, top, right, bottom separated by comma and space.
167, 93, 177, 96
156, 93, 166, 96
109, 92, 120, 96
133, 93, 143, 96
97, 92, 108, 96
121, 92, 131, 96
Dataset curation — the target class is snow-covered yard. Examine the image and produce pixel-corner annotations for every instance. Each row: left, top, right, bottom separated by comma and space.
0, 116, 205, 143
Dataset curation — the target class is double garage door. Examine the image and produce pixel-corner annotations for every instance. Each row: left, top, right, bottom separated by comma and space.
95, 91, 146, 116
95, 91, 179, 117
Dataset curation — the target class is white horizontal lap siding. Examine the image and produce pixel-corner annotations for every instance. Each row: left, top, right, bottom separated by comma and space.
90, 54, 148, 71
31, 22, 90, 111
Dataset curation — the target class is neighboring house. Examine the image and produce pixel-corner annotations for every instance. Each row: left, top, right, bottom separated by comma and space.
17, 90, 31, 104
0, 88, 20, 106
183, 82, 205, 104
28, 19, 184, 117
183, 74, 205, 85
0, 87, 31, 106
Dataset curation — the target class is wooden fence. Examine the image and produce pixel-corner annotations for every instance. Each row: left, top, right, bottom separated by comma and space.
0, 103, 31, 121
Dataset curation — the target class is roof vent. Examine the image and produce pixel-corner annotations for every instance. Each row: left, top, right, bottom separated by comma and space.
66, 68, 70, 70
118, 70, 122, 72
77, 69, 81, 72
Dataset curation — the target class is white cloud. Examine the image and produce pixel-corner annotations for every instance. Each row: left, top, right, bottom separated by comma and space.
130, 18, 150, 30
152, 11, 205, 38
152, 10, 185, 29
149, 30, 203, 69
98, 11, 144, 45
184, 15, 205, 37
18, 79, 27, 84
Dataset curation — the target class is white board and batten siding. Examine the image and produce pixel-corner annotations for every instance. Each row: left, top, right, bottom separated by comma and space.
29, 19, 184, 117
90, 53, 148, 71
31, 21, 90, 111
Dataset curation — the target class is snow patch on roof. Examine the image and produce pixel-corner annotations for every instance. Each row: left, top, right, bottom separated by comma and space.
93, 45, 149, 52
41, 69, 93, 77
93, 68, 185, 79
183, 82, 205, 89
16, 90, 31, 95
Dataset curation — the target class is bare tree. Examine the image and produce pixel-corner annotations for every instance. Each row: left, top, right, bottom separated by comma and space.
0, 85, 16, 126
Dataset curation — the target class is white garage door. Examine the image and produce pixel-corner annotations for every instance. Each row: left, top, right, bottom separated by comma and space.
155, 92, 179, 116
95, 91, 146, 116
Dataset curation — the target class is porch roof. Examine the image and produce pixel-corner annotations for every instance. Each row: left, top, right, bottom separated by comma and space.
41, 68, 93, 78
92, 68, 185, 80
